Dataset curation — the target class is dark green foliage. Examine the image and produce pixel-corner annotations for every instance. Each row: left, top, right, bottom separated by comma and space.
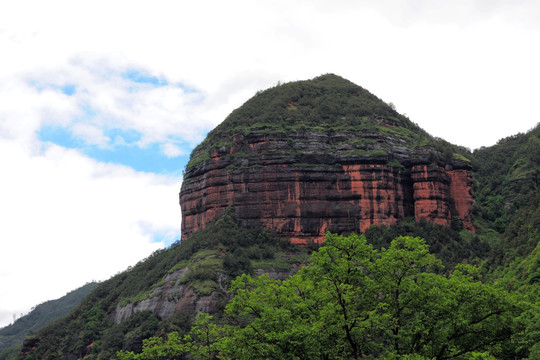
97, 311, 160, 359
96, 310, 193, 359
118, 234, 535, 360
0, 282, 98, 356
472, 123, 540, 266
223, 249, 252, 278
115, 313, 222, 360
489, 192, 540, 266
364, 218, 490, 268
490, 242, 540, 359
0, 345, 21, 360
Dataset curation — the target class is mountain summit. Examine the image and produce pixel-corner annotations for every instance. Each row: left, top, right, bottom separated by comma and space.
181, 74, 474, 244
16, 77, 539, 360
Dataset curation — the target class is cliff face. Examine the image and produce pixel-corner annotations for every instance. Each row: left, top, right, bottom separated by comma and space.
110, 264, 299, 324
110, 267, 224, 324
180, 75, 475, 244
181, 134, 475, 245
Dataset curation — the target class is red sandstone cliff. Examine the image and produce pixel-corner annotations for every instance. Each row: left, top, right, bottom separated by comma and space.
181, 133, 475, 244
180, 75, 475, 244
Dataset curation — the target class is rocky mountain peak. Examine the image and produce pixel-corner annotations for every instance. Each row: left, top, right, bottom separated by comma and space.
180, 75, 474, 244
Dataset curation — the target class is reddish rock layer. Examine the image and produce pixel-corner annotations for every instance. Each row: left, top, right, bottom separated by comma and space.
180, 133, 475, 244
448, 169, 475, 231
411, 164, 452, 227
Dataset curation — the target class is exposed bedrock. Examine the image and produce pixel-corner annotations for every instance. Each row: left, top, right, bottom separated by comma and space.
180, 132, 475, 245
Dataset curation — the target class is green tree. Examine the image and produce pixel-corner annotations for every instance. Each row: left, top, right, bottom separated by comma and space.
118, 233, 533, 359
116, 313, 224, 360
222, 234, 527, 359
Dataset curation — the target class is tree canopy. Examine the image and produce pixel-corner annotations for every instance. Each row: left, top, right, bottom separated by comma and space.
117, 233, 535, 360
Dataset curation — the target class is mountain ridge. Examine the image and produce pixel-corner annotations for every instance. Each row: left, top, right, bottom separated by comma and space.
12, 76, 539, 360
0, 282, 98, 359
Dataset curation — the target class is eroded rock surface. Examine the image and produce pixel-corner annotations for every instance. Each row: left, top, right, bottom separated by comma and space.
110, 265, 297, 323
181, 132, 475, 245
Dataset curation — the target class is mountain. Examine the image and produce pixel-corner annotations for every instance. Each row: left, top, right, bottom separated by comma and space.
14, 75, 539, 359
471, 124, 540, 266
181, 74, 474, 244
0, 282, 98, 359
16, 209, 310, 359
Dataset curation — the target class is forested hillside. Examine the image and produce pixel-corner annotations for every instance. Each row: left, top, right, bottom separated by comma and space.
116, 234, 538, 360
16, 209, 312, 359
12, 78, 539, 360
0, 282, 98, 360
472, 123, 540, 266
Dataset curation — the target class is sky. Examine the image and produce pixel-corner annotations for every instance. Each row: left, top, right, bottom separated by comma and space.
1, 0, 539, 328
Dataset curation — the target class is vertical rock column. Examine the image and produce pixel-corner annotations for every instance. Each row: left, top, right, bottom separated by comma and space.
342, 164, 412, 232
411, 164, 452, 226
448, 169, 475, 232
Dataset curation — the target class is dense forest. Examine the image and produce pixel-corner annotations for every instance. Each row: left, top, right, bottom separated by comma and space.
116, 233, 537, 360
5, 76, 539, 359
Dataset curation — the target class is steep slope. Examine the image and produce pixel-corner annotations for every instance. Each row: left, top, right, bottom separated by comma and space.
181, 74, 474, 244
0, 282, 98, 358
17, 210, 310, 359
472, 123, 540, 265
15, 78, 538, 359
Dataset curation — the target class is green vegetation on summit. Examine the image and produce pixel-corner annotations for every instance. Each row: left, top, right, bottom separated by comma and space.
13, 77, 539, 360
217, 74, 409, 131
186, 74, 470, 171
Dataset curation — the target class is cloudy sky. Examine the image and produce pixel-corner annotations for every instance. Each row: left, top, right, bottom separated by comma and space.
1, 0, 539, 328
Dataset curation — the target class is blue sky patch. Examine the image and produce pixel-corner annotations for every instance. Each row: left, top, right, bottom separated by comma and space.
86, 143, 189, 174
60, 84, 76, 96
177, 82, 198, 93
105, 128, 142, 144
26, 79, 77, 96
122, 69, 168, 87
38, 125, 190, 175
121, 70, 200, 96
39, 125, 84, 148
154, 232, 180, 247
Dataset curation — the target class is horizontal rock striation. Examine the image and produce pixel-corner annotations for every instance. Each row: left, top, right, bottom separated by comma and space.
181, 131, 475, 245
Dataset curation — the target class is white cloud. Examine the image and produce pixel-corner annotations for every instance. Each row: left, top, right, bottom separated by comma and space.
1, 0, 540, 328
2, 0, 536, 150
0, 57, 213, 153
0, 140, 180, 327
71, 123, 110, 147
161, 143, 185, 158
